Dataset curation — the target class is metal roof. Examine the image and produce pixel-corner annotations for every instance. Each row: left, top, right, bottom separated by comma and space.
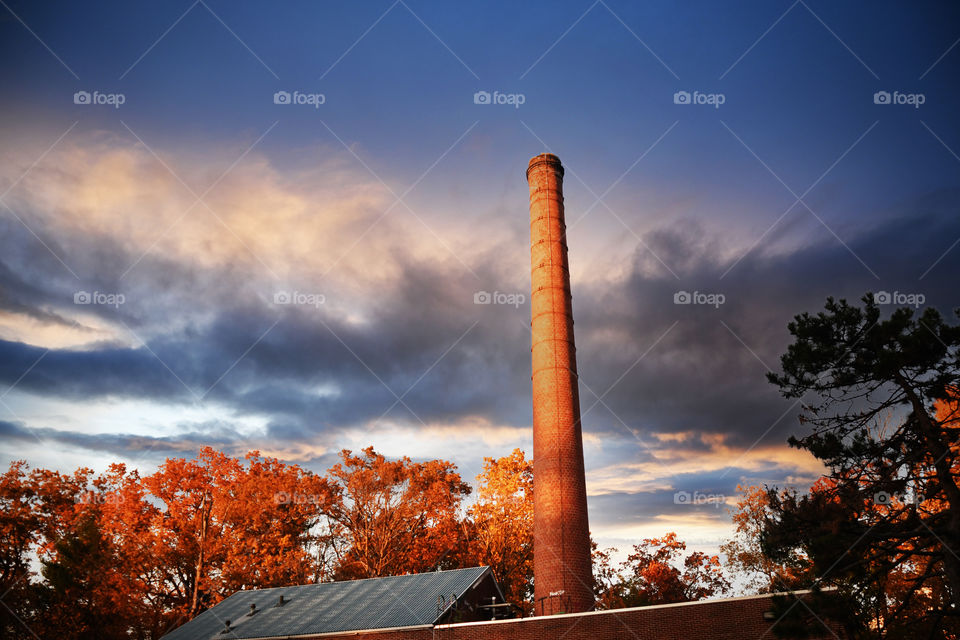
160, 566, 493, 640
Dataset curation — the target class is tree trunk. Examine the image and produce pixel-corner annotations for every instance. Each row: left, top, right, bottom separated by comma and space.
189, 493, 210, 618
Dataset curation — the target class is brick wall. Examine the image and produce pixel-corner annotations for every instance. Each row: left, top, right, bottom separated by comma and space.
308, 593, 839, 640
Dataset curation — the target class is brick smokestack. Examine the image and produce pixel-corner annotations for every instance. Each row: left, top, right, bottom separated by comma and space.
526, 153, 593, 615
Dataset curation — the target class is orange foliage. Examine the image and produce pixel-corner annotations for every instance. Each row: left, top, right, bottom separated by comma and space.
1, 444, 745, 637
460, 449, 534, 612
0, 448, 332, 638
322, 447, 470, 580
595, 532, 729, 609
720, 484, 813, 593
143, 448, 332, 624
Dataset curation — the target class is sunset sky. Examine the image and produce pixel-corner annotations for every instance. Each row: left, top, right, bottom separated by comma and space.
2, 0, 959, 559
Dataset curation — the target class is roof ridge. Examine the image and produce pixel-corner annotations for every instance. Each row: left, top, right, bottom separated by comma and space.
233, 565, 491, 594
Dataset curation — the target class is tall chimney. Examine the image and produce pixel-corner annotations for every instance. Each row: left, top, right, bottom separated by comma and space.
526, 153, 593, 615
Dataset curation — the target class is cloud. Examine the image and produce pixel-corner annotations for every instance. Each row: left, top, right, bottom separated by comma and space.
575, 195, 960, 453
0, 417, 240, 458
2, 132, 958, 547
0, 417, 333, 468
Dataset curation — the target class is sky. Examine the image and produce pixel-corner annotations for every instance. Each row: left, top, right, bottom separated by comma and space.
1, 0, 959, 563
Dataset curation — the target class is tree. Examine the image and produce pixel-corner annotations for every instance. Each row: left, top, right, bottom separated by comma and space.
220, 452, 331, 591
323, 447, 470, 579
720, 484, 812, 593
95, 464, 168, 639
591, 542, 623, 610
144, 447, 332, 632
460, 449, 534, 612
0, 461, 150, 639
593, 533, 729, 609
0, 445, 474, 636
38, 513, 131, 640
764, 294, 960, 637
0, 461, 45, 638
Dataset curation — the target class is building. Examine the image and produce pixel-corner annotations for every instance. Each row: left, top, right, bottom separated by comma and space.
160, 567, 507, 640
161, 575, 835, 639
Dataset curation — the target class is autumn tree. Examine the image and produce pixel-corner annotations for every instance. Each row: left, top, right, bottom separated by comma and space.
323, 447, 470, 579
143, 447, 332, 632
594, 533, 730, 609
0, 445, 474, 636
720, 484, 812, 594
0, 461, 45, 637
591, 542, 623, 610
38, 513, 131, 639
763, 295, 960, 637
94, 464, 168, 639
460, 449, 534, 612
0, 462, 149, 639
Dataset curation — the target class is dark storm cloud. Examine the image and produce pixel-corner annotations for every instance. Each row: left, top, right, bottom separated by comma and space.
0, 258, 80, 329
0, 209, 534, 434
0, 418, 248, 460
1, 188, 958, 462
575, 189, 960, 454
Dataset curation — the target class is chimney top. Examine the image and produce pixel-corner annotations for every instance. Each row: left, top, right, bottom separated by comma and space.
526, 153, 564, 180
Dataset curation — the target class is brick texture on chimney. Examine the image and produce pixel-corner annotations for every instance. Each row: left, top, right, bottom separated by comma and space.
526, 153, 594, 615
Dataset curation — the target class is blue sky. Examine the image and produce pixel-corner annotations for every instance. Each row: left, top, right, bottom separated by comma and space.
2, 0, 959, 560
